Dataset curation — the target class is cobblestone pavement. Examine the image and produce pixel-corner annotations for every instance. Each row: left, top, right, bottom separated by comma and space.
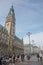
15, 61, 43, 65
15, 55, 43, 65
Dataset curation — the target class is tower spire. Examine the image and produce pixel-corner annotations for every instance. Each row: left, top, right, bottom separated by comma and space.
9, 5, 14, 15
5, 5, 16, 36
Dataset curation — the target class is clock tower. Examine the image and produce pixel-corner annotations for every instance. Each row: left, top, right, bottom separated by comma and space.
5, 5, 16, 36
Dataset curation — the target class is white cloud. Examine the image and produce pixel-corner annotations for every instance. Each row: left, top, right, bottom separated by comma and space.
23, 32, 43, 47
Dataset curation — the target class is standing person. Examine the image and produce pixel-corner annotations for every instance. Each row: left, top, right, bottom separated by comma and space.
12, 53, 16, 65
17, 55, 20, 62
19, 55, 21, 62
21, 54, 25, 61
0, 57, 2, 65
39, 52, 42, 62
24, 55, 27, 61
27, 55, 30, 60
37, 53, 39, 61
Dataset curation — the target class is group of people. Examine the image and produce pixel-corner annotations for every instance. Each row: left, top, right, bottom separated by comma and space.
11, 53, 25, 65
0, 53, 25, 65
37, 52, 43, 62
0, 52, 42, 65
0, 53, 16, 65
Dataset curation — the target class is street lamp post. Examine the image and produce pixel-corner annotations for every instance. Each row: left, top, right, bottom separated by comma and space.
27, 32, 31, 55
32, 40, 35, 54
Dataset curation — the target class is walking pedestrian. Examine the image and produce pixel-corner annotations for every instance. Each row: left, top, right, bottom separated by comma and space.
12, 53, 16, 65
37, 53, 39, 61
0, 57, 2, 65
39, 52, 42, 62
21, 54, 25, 61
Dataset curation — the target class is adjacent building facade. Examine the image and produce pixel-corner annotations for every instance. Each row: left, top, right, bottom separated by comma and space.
24, 44, 41, 55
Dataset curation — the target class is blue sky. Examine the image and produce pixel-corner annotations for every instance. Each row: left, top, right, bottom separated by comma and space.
0, 0, 43, 47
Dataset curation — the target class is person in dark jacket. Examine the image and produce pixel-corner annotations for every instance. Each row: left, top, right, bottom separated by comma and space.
0, 57, 2, 65
37, 54, 39, 61
21, 54, 25, 61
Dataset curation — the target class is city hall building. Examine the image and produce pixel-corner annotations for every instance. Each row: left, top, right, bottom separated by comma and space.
0, 5, 24, 55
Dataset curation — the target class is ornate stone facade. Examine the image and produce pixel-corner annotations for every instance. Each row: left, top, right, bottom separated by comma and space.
0, 5, 24, 55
